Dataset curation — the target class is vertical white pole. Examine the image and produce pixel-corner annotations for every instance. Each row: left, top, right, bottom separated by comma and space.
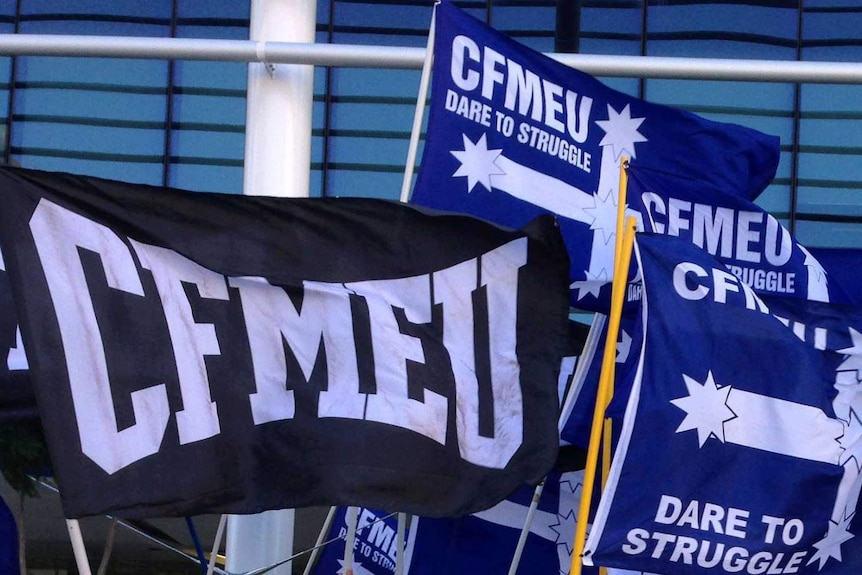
65, 519, 93, 575
342, 507, 359, 573
227, 0, 316, 573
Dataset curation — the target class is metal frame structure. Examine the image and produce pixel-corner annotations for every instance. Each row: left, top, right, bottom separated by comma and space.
1, 34, 862, 83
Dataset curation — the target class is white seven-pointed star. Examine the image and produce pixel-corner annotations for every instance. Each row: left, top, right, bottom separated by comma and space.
583, 189, 618, 245
838, 327, 862, 377
450, 133, 506, 193
550, 510, 578, 555
801, 246, 828, 283
336, 559, 374, 575
808, 513, 855, 569
839, 407, 862, 472
595, 104, 647, 161
670, 371, 737, 447
570, 268, 609, 300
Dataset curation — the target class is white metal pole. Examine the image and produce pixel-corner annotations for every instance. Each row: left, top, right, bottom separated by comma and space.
301, 506, 337, 575
399, 5, 436, 203
226, 0, 316, 573
343, 507, 359, 573
394, 513, 407, 575
65, 519, 93, 575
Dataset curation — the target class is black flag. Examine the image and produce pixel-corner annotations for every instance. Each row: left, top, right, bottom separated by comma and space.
0, 167, 570, 519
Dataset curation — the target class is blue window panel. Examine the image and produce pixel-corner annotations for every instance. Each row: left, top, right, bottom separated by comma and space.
328, 101, 415, 133
331, 68, 423, 99
327, 135, 408, 167
15, 154, 163, 186
800, 117, 862, 147
802, 45, 862, 62
798, 152, 862, 186
21, 0, 172, 18
14, 88, 167, 123
19, 20, 169, 36
12, 122, 164, 156
801, 84, 862, 111
794, 221, 862, 249
177, 0, 249, 20
309, 168, 324, 198
580, 4, 643, 37
648, 4, 796, 39
798, 184, 862, 218
647, 39, 794, 60
327, 168, 403, 200
334, 2, 432, 31
493, 6, 556, 35
171, 93, 246, 125
170, 164, 244, 195
173, 61, 247, 92
170, 129, 244, 162
16, 57, 168, 88
176, 24, 249, 40
332, 32, 426, 47
803, 10, 862, 42
578, 37, 642, 56
644, 80, 795, 111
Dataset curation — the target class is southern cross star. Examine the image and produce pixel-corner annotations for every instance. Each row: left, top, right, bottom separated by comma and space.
595, 104, 647, 161
808, 513, 855, 569
450, 133, 505, 193
583, 188, 618, 245
838, 327, 862, 379
570, 268, 609, 300
670, 371, 737, 447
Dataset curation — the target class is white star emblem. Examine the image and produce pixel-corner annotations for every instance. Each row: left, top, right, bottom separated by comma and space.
839, 407, 862, 472
800, 245, 828, 283
595, 104, 647, 161
670, 371, 737, 447
838, 327, 862, 378
570, 268, 609, 300
336, 559, 374, 575
550, 510, 578, 555
583, 188, 619, 245
808, 513, 855, 569
450, 133, 506, 193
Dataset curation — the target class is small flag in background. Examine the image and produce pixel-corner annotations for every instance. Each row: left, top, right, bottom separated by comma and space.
410, 0, 780, 310
311, 508, 409, 575
585, 233, 861, 575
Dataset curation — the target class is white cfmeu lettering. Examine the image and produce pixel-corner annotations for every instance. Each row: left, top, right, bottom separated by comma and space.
29, 199, 529, 474
449, 34, 592, 143
672, 262, 770, 314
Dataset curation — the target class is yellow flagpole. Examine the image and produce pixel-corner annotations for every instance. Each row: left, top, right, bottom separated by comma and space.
570, 158, 633, 575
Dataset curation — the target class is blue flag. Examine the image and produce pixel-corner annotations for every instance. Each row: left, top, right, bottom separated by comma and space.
407, 472, 585, 575
559, 313, 641, 450
585, 233, 862, 574
410, 0, 780, 310
627, 163, 853, 305
807, 248, 862, 306
312, 507, 409, 575
0, 495, 17, 575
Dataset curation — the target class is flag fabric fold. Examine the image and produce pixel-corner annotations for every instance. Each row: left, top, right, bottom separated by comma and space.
585, 233, 861, 575
410, 0, 780, 310
0, 166, 570, 519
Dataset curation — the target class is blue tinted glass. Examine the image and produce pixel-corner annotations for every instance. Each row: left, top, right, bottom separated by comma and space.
170, 163, 244, 195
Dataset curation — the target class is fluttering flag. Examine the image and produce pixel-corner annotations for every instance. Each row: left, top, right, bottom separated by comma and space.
0, 495, 17, 575
410, 0, 780, 310
0, 166, 570, 519
408, 471, 585, 575
627, 163, 852, 304
584, 233, 862, 575
311, 508, 411, 575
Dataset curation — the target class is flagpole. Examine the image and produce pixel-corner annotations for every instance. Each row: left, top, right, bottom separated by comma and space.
207, 515, 227, 575
343, 506, 359, 574
394, 513, 407, 575
505, 478, 545, 575
570, 156, 635, 575
66, 518, 93, 575
300, 506, 337, 575
399, 2, 436, 203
